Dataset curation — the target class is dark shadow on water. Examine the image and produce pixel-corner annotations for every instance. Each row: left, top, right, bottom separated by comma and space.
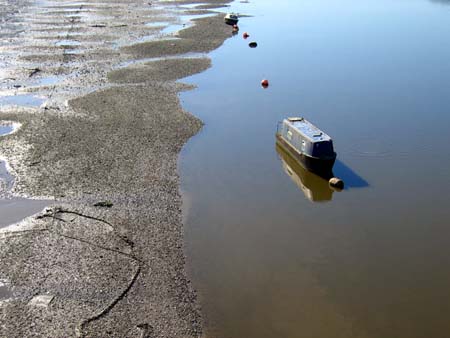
333, 159, 369, 189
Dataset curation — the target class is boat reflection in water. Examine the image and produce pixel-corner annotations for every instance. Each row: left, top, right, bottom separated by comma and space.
276, 141, 335, 202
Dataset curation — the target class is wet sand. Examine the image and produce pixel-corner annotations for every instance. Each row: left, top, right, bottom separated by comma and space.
0, 0, 233, 336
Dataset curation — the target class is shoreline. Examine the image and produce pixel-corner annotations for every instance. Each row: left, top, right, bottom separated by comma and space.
0, 0, 234, 336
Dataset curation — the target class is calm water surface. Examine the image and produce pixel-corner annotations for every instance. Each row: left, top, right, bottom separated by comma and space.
179, 0, 450, 337
0, 125, 14, 136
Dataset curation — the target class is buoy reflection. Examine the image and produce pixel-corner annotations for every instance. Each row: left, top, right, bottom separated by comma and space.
276, 142, 334, 202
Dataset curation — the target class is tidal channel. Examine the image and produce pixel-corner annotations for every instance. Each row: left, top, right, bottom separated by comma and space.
180, 0, 450, 337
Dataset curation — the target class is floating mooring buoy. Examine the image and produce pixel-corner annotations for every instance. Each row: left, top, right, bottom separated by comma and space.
249, 41, 257, 48
243, 32, 249, 39
329, 177, 344, 191
232, 24, 239, 32
261, 79, 269, 88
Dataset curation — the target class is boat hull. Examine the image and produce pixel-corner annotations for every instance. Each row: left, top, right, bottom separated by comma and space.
276, 134, 335, 177
224, 18, 238, 25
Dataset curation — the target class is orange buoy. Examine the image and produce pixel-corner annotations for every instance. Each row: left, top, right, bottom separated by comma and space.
243, 32, 249, 39
261, 79, 269, 88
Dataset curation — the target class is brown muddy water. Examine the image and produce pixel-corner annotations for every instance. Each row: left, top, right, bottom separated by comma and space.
179, 0, 450, 337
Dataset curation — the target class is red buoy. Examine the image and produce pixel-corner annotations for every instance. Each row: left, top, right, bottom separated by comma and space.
261, 79, 269, 88
232, 24, 239, 31
243, 32, 249, 39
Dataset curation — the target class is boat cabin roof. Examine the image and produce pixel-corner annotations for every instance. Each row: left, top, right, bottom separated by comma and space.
284, 117, 332, 143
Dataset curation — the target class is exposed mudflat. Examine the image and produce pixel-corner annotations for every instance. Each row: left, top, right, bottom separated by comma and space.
108, 58, 212, 84
0, 0, 233, 336
123, 15, 233, 58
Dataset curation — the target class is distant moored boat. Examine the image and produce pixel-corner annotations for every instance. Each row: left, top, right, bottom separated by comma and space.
224, 13, 239, 25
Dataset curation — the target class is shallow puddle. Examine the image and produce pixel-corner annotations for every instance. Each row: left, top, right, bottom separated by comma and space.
180, 3, 211, 9
36, 75, 60, 86
161, 24, 185, 35
0, 125, 14, 137
0, 124, 49, 228
0, 280, 13, 301
55, 39, 81, 47
0, 94, 46, 107
0, 160, 49, 228
0, 160, 15, 192
145, 21, 171, 28
159, 13, 217, 36
180, 13, 216, 22
0, 198, 49, 229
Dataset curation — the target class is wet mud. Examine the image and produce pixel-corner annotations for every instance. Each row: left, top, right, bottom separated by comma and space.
0, 0, 233, 336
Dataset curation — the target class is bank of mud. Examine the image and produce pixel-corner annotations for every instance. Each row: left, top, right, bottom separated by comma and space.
0, 0, 233, 336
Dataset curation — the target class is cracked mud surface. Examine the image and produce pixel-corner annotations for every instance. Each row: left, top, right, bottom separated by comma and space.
0, 0, 233, 336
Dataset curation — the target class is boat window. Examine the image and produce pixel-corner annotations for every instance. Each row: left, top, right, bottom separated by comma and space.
287, 130, 293, 140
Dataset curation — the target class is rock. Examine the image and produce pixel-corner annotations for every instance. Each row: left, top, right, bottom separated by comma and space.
28, 295, 54, 308
93, 200, 113, 208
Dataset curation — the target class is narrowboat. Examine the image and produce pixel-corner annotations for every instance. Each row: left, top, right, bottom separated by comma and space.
276, 117, 336, 175
224, 13, 239, 25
